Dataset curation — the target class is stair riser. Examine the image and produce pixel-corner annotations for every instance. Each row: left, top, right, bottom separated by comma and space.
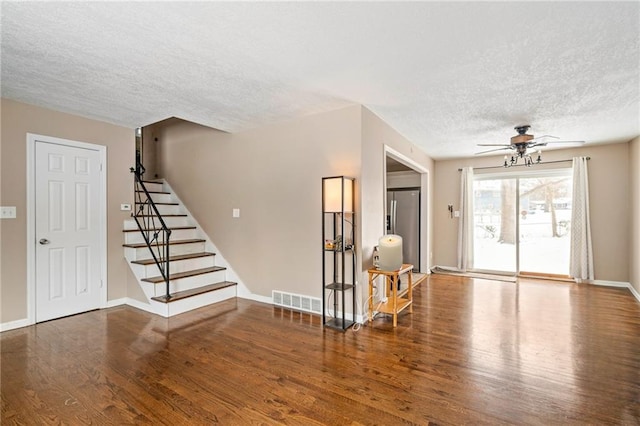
125, 242, 206, 260
134, 203, 183, 216
146, 192, 174, 204
152, 270, 227, 296
123, 219, 139, 231
131, 256, 216, 277
134, 192, 174, 204
124, 216, 191, 228
124, 228, 198, 244
134, 195, 175, 207
124, 181, 236, 318
139, 182, 164, 192
159, 285, 236, 317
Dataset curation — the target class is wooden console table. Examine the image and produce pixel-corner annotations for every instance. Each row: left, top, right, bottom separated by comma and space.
367, 264, 413, 327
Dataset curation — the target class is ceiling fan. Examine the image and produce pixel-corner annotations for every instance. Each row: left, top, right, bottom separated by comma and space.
476, 125, 585, 167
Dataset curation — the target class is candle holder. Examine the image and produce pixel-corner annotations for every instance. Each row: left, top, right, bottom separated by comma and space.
378, 234, 403, 271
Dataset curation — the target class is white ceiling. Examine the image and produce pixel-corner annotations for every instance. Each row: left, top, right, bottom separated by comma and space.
2, 2, 638, 160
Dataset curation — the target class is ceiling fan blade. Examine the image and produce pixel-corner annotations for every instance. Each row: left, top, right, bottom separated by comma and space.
476, 144, 512, 147
543, 140, 585, 144
530, 134, 559, 142
529, 140, 585, 149
475, 147, 512, 155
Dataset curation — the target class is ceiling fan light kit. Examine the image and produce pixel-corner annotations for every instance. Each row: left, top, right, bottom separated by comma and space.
504, 149, 542, 168
476, 125, 585, 168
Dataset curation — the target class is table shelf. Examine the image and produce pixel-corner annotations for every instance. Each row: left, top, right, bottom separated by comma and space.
325, 282, 355, 291
368, 264, 414, 327
376, 297, 412, 316
324, 318, 355, 330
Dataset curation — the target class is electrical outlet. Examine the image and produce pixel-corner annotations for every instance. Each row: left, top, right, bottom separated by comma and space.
120, 204, 131, 211
232, 208, 240, 218
454, 211, 460, 218
0, 206, 16, 219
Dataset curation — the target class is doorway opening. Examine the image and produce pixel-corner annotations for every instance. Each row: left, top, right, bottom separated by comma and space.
383, 146, 430, 273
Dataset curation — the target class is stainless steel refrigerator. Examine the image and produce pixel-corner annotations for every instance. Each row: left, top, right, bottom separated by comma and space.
387, 188, 420, 272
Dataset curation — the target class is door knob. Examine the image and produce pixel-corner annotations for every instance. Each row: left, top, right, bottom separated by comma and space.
39, 238, 50, 245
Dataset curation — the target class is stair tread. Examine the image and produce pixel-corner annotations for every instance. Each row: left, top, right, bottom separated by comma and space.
131, 252, 215, 265
135, 201, 179, 206
123, 226, 196, 233
134, 214, 187, 217
142, 266, 226, 283
123, 238, 205, 248
151, 281, 237, 303
136, 190, 171, 194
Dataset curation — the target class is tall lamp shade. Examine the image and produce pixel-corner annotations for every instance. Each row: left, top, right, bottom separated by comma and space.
323, 176, 353, 213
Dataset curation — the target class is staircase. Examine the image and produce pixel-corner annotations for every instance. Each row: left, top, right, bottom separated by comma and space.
123, 180, 237, 317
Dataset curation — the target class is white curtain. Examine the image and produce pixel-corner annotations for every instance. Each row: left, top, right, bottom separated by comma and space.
457, 167, 474, 271
569, 157, 594, 281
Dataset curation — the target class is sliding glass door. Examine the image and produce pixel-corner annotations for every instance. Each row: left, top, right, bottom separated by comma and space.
473, 178, 517, 273
518, 173, 572, 275
472, 169, 573, 276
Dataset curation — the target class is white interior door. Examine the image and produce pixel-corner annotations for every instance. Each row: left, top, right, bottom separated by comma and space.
35, 141, 102, 322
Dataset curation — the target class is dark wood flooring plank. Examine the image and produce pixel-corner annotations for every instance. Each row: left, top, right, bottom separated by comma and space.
2, 276, 640, 424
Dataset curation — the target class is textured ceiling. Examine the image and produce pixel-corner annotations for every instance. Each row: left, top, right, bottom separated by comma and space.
2, 2, 639, 159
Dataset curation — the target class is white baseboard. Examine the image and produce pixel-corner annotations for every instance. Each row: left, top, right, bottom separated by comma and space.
106, 298, 127, 308
238, 292, 272, 305
106, 297, 161, 315
591, 279, 629, 288
0, 318, 33, 332
592, 280, 640, 303
124, 297, 160, 315
628, 283, 640, 302
2, 300, 132, 332
626, 283, 640, 303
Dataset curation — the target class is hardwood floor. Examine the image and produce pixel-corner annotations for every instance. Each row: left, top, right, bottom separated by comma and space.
2, 275, 639, 425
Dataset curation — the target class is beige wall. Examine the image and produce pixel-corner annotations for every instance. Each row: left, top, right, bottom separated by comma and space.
433, 143, 630, 282
0, 99, 135, 323
140, 125, 158, 179
630, 136, 640, 294
360, 108, 435, 289
156, 106, 362, 300
387, 171, 421, 189
155, 105, 435, 307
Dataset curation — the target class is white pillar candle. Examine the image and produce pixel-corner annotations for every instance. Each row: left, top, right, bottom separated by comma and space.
378, 234, 403, 271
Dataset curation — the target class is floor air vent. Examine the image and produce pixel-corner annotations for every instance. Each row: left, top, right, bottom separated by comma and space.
272, 290, 322, 315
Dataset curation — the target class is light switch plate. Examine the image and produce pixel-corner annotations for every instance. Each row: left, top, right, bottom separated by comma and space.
454, 211, 460, 218
1, 206, 16, 219
232, 208, 240, 218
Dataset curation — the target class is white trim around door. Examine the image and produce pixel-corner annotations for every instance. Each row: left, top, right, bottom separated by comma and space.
383, 145, 431, 274
26, 133, 107, 325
